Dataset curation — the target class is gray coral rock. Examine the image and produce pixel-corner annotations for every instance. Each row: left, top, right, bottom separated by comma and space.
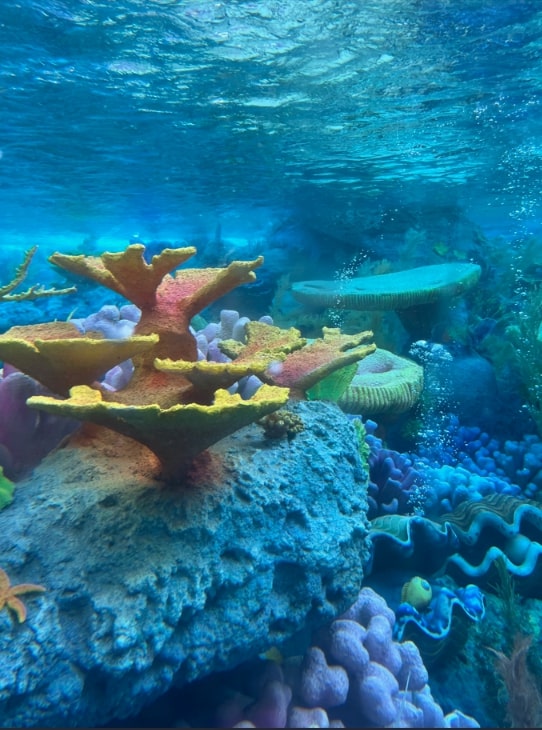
0, 400, 369, 728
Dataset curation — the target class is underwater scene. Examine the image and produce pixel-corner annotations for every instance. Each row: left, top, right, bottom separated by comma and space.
2, 0, 542, 728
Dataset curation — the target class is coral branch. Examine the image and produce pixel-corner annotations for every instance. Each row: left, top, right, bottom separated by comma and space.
0, 246, 76, 303
49, 245, 196, 309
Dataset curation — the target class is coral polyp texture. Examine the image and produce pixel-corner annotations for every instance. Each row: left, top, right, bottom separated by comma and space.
338, 348, 423, 416
0, 245, 292, 480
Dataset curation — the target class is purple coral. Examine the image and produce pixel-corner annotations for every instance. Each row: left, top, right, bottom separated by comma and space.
299, 647, 349, 708
364, 419, 426, 518
69, 305, 273, 398
217, 587, 479, 728
0, 370, 79, 480
71, 303, 140, 339
193, 310, 273, 399
362, 415, 542, 518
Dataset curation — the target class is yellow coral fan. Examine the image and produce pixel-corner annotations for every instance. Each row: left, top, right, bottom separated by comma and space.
28, 383, 289, 481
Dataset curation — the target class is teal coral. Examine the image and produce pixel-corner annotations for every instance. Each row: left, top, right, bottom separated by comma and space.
291, 263, 481, 310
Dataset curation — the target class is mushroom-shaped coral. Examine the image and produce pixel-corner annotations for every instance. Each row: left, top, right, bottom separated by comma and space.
291, 263, 481, 338
0, 323, 159, 397
291, 263, 481, 311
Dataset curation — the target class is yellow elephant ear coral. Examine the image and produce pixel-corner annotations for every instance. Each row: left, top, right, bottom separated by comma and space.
262, 327, 376, 396
154, 358, 269, 400
28, 383, 289, 481
50, 244, 264, 367
220, 322, 376, 398
0, 322, 158, 396
220, 321, 307, 364
49, 244, 197, 309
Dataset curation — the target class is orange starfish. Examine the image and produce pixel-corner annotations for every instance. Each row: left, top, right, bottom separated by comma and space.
0, 568, 46, 623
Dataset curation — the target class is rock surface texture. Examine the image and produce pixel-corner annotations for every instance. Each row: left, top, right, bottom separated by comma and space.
0, 400, 369, 728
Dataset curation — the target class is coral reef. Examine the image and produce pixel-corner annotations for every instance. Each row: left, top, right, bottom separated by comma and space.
361, 414, 542, 519
0, 244, 376, 480
0, 245, 291, 480
220, 321, 376, 398
209, 587, 480, 728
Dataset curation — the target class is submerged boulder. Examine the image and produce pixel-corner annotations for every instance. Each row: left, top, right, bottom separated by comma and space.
0, 400, 369, 728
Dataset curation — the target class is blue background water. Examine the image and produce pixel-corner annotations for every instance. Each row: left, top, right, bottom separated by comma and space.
2, 0, 542, 258
2, 3, 542, 728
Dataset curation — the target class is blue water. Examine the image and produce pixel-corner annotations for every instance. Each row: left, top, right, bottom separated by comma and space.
2, 1, 542, 728
2, 1, 542, 249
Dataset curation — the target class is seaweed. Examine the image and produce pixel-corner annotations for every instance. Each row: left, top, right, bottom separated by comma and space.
487, 633, 542, 729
